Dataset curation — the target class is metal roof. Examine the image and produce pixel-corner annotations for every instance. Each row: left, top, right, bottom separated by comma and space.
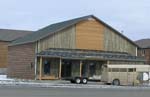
0, 29, 33, 41
135, 39, 150, 49
37, 48, 145, 62
10, 15, 138, 47
10, 15, 91, 46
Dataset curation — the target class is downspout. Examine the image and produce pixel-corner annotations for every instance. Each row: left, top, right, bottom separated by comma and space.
34, 41, 39, 80
136, 47, 138, 56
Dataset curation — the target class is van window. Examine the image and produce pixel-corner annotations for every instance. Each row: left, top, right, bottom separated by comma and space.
108, 68, 111, 72
120, 68, 127, 72
128, 68, 136, 72
111, 68, 119, 72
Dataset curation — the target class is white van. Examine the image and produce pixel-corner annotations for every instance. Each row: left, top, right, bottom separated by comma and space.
101, 64, 150, 86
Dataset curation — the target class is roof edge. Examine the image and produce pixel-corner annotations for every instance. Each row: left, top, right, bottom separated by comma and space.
9, 15, 138, 48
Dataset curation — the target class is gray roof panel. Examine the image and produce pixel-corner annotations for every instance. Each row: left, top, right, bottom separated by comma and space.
10, 15, 91, 46
0, 29, 33, 41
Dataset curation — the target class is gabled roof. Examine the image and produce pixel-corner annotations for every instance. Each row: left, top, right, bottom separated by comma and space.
135, 39, 150, 49
10, 15, 138, 47
0, 29, 33, 42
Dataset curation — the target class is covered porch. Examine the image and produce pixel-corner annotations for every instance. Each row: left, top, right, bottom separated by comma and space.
36, 48, 145, 80
36, 57, 105, 80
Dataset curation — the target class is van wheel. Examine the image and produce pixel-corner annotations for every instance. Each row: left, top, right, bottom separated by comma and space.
75, 78, 81, 84
70, 80, 75, 83
82, 78, 88, 84
112, 79, 120, 86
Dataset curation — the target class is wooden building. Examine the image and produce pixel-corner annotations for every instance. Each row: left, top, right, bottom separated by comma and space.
0, 29, 32, 74
7, 15, 145, 80
135, 39, 150, 65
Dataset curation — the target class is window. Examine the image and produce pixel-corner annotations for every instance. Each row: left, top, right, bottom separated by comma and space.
120, 68, 127, 72
111, 68, 119, 72
128, 68, 136, 72
108, 68, 111, 72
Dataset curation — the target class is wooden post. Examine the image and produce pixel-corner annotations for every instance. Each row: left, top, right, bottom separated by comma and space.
107, 60, 110, 65
39, 57, 42, 80
59, 58, 62, 79
80, 60, 82, 77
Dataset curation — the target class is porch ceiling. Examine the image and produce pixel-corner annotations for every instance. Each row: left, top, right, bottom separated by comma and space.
37, 48, 146, 62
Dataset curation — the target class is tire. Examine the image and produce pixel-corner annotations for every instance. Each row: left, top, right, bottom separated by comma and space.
70, 80, 75, 83
75, 78, 81, 84
82, 78, 88, 84
112, 79, 120, 86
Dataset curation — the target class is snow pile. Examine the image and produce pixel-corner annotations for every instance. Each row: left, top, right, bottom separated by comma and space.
0, 75, 14, 81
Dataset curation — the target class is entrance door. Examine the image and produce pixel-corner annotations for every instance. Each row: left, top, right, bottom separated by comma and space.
61, 60, 80, 78
43, 60, 50, 75
61, 60, 72, 78
82, 63, 89, 77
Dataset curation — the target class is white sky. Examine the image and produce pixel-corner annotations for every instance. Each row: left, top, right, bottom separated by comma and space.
0, 0, 150, 41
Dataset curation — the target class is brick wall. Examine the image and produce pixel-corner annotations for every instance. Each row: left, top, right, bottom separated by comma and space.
144, 49, 150, 64
7, 43, 35, 79
137, 48, 150, 64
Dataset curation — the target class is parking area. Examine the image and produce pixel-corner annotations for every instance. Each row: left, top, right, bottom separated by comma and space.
0, 79, 150, 89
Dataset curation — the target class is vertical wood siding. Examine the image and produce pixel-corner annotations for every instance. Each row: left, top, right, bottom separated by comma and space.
75, 18, 104, 50
37, 26, 76, 53
36, 17, 136, 56
0, 41, 9, 68
104, 27, 136, 55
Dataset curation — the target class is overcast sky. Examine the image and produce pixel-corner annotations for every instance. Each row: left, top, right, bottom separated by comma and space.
0, 0, 149, 41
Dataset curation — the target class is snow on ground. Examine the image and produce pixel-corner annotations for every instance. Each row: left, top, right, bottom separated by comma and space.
0, 75, 150, 89
0, 75, 14, 81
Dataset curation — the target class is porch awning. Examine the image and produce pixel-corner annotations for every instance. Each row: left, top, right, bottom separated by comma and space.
37, 48, 146, 62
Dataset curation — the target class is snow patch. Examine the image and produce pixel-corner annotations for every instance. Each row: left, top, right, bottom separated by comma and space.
0, 75, 14, 81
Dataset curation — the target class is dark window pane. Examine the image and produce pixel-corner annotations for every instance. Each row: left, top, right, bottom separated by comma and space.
108, 68, 111, 72
112, 68, 118, 72
120, 68, 127, 72
128, 68, 134, 72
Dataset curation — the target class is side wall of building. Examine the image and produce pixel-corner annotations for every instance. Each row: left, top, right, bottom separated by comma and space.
36, 18, 137, 55
104, 27, 137, 55
75, 18, 104, 50
0, 41, 9, 74
7, 43, 35, 79
143, 49, 150, 64
137, 48, 150, 64
36, 18, 105, 52
0, 41, 9, 68
37, 26, 76, 53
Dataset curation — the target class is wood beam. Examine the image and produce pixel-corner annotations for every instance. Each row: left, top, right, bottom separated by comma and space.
79, 60, 82, 77
107, 60, 110, 65
59, 58, 62, 79
39, 57, 42, 80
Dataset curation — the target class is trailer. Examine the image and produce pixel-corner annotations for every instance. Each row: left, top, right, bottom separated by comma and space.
62, 76, 88, 84
101, 64, 150, 86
